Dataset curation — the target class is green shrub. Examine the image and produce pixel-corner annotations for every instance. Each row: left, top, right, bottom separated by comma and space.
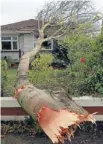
61, 33, 103, 96
1, 62, 16, 97
25, 116, 42, 134
1, 60, 8, 96
3, 56, 19, 67
28, 54, 68, 92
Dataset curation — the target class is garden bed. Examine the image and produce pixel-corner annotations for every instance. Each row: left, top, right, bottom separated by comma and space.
1, 121, 103, 144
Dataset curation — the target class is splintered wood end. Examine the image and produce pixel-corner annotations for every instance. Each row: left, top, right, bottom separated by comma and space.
38, 105, 96, 144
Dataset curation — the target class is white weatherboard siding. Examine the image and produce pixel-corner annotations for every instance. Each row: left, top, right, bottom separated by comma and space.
23, 33, 34, 53
34, 36, 38, 47
19, 34, 24, 51
1, 33, 37, 59
1, 51, 19, 59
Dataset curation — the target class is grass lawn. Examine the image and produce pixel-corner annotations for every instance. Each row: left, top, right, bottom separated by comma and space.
7, 68, 17, 79
2, 67, 66, 97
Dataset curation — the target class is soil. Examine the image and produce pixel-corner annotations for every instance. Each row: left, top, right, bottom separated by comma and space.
1, 132, 103, 144
1, 121, 103, 144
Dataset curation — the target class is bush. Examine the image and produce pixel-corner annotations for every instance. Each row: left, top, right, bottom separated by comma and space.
2, 56, 19, 68
1, 62, 16, 97
61, 33, 103, 96
28, 54, 68, 93
25, 116, 42, 134
1, 60, 8, 96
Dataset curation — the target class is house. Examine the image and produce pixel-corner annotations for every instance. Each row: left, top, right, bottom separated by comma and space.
1, 19, 101, 60
1, 19, 53, 60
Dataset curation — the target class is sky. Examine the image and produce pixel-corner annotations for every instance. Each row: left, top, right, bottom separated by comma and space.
1, 0, 103, 25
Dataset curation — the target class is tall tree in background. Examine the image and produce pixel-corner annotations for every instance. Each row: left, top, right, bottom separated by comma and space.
15, 0, 102, 143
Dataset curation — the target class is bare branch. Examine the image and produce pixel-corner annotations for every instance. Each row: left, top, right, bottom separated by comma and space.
38, 22, 50, 38
43, 31, 66, 42
36, 0, 102, 41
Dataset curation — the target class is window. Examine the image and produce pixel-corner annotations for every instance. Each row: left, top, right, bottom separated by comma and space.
2, 42, 11, 50
1, 36, 18, 50
1, 37, 11, 40
13, 42, 17, 49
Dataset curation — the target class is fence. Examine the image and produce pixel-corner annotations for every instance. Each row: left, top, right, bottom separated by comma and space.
1, 96, 103, 121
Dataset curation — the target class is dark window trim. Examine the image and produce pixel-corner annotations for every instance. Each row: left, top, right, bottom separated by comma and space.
1, 50, 19, 52
1, 36, 18, 50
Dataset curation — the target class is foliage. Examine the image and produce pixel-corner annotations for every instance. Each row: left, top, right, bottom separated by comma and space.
25, 116, 42, 134
61, 32, 103, 96
37, 0, 98, 40
1, 120, 39, 136
4, 71, 16, 97
6, 56, 19, 67
28, 54, 68, 92
2, 120, 103, 137
1, 59, 8, 73
51, 39, 70, 68
1, 67, 16, 97
2, 34, 103, 97
1, 55, 68, 97
1, 60, 8, 96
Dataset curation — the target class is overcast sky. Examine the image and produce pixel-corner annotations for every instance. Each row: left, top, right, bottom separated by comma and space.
1, 0, 103, 25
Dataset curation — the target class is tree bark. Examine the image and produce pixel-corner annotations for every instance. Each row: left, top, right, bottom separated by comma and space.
14, 21, 96, 143
16, 36, 87, 120
15, 34, 96, 144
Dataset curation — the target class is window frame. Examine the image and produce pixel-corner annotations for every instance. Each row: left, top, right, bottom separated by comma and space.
1, 36, 19, 51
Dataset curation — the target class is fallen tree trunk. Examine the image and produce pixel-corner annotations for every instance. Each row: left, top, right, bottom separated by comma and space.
14, 27, 96, 144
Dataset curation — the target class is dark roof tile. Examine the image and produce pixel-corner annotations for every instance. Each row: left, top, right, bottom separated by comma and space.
1, 19, 39, 31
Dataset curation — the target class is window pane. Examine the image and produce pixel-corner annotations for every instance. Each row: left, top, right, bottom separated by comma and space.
13, 41, 17, 49
2, 37, 11, 40
2, 42, 11, 50
13, 36, 17, 41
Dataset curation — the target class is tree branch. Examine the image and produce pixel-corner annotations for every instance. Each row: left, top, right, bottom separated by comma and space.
52, 27, 64, 36
38, 22, 50, 38
43, 31, 66, 42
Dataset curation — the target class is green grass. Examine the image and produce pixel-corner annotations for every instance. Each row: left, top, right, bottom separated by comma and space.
2, 67, 66, 97
7, 68, 17, 79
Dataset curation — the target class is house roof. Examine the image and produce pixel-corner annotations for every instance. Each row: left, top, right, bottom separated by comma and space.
1, 19, 39, 32
1, 19, 101, 35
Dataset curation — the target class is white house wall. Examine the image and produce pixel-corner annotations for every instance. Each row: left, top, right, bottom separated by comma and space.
1, 32, 38, 60
1, 51, 19, 60
23, 33, 34, 53
34, 36, 37, 47
19, 34, 24, 52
